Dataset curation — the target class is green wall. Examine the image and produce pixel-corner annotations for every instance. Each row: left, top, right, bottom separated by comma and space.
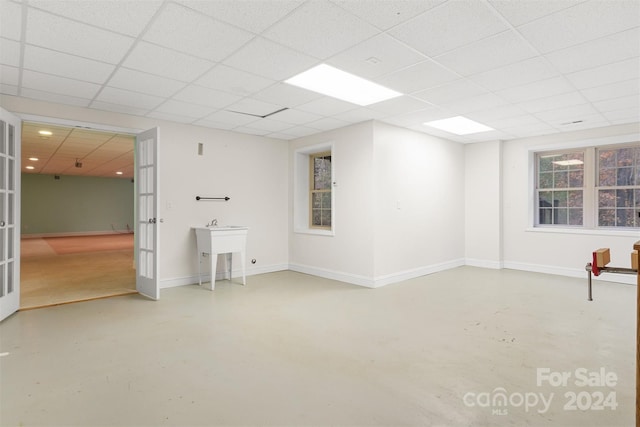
21, 174, 134, 235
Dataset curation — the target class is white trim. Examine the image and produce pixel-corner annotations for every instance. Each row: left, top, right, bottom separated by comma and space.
525, 226, 640, 237
465, 258, 504, 269
503, 261, 636, 285
373, 259, 466, 287
289, 263, 374, 287
160, 263, 289, 289
293, 141, 335, 236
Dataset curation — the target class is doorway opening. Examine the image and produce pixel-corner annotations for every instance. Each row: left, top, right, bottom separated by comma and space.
20, 121, 136, 309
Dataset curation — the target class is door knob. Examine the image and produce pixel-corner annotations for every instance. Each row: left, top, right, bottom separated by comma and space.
0, 220, 4, 227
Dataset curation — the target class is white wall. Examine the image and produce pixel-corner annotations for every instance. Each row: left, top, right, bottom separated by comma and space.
288, 121, 376, 285
2, 95, 290, 288
372, 122, 465, 285
465, 140, 503, 269
288, 121, 466, 287
500, 123, 640, 284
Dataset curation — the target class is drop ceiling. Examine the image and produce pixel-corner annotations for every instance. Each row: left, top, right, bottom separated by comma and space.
1, 0, 639, 153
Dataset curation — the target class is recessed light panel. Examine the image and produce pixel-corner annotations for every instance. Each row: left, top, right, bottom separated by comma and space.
423, 116, 494, 135
285, 64, 401, 106
38, 130, 52, 136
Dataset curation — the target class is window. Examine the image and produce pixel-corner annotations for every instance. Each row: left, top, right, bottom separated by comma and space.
535, 143, 640, 230
537, 151, 584, 226
310, 152, 332, 229
597, 146, 640, 227
293, 142, 334, 235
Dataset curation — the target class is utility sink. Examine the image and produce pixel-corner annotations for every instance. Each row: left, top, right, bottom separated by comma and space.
193, 226, 249, 290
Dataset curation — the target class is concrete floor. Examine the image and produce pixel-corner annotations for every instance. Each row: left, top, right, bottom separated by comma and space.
0, 267, 634, 426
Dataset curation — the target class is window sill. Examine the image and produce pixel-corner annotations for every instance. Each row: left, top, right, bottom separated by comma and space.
526, 226, 640, 237
294, 228, 334, 236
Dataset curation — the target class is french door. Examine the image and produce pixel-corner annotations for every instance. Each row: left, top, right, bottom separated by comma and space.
135, 127, 159, 300
0, 107, 20, 321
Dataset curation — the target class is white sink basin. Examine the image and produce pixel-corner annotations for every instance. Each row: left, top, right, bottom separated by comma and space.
208, 225, 248, 231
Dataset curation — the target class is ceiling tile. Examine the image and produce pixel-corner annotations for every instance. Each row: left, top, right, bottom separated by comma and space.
90, 100, 151, 117
242, 118, 293, 133
306, 117, 351, 131
108, 68, 186, 98
24, 45, 115, 84
0, 64, 19, 86
488, 0, 584, 27
388, 0, 508, 57
434, 30, 538, 76
28, 0, 163, 37
21, 87, 91, 107
580, 79, 640, 103
196, 65, 275, 97
412, 79, 489, 104
565, 57, 640, 89
440, 93, 508, 115
501, 122, 557, 138
297, 97, 357, 116
368, 95, 432, 115
592, 95, 640, 113
516, 91, 586, 114
276, 125, 318, 138
192, 118, 237, 131
544, 28, 640, 74
534, 103, 600, 123
203, 110, 261, 127
22, 69, 100, 99
262, 0, 378, 59
94, 86, 165, 110
26, 8, 134, 64
232, 126, 271, 136
146, 110, 200, 124
153, 99, 217, 119
381, 106, 452, 127
0, 38, 20, 67
465, 104, 528, 122
327, 33, 426, 79
470, 57, 559, 91
478, 114, 546, 129
143, 3, 255, 62
517, 0, 640, 53
251, 83, 321, 108
266, 108, 323, 125
494, 76, 576, 103
376, 60, 459, 94
177, 0, 304, 34
330, 107, 387, 123
0, 1, 22, 40
225, 98, 286, 117
172, 85, 241, 109
554, 114, 610, 131
224, 37, 319, 81
602, 108, 640, 122
333, 0, 448, 30
122, 41, 215, 82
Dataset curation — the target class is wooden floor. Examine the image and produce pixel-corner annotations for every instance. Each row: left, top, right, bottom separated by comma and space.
20, 234, 136, 310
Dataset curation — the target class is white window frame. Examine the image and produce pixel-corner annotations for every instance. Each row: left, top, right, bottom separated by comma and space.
293, 142, 335, 236
528, 134, 640, 237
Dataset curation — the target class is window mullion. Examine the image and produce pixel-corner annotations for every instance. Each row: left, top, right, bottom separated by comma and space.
583, 147, 596, 228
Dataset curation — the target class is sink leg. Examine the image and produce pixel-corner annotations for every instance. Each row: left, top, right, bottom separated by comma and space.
207, 253, 217, 291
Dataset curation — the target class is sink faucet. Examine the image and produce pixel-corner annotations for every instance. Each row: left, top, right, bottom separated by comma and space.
207, 219, 218, 227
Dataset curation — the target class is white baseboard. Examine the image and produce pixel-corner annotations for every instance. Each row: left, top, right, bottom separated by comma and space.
289, 263, 375, 287
160, 263, 289, 289
373, 258, 466, 287
464, 258, 504, 270
502, 261, 636, 285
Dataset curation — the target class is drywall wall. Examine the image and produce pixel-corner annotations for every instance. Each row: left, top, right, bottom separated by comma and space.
2, 95, 290, 287
464, 140, 503, 268
372, 122, 465, 284
21, 173, 134, 236
289, 121, 466, 287
289, 121, 376, 285
501, 122, 640, 284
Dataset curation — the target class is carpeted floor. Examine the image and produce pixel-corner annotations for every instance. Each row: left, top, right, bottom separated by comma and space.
20, 234, 136, 309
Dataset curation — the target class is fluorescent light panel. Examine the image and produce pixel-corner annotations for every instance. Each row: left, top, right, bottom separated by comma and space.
285, 64, 401, 106
423, 116, 494, 135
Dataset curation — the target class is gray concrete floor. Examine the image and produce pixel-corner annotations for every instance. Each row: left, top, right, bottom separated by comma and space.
0, 267, 634, 426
